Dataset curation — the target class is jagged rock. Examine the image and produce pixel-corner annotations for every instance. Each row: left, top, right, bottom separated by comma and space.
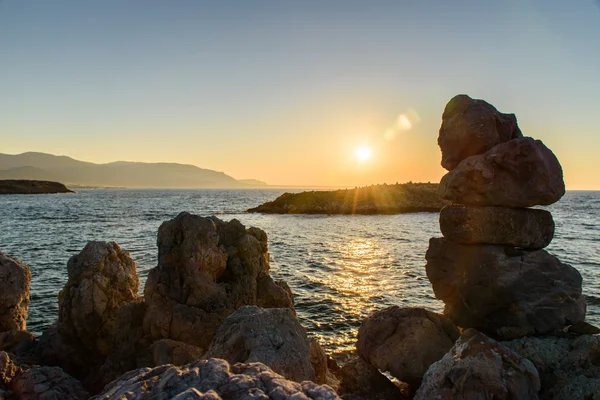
439, 137, 565, 207
0, 252, 31, 333
0, 352, 20, 388
338, 357, 408, 400
0, 330, 36, 355
204, 306, 315, 383
11, 366, 89, 400
144, 213, 294, 350
357, 306, 459, 386
92, 358, 340, 399
308, 339, 329, 385
439, 204, 555, 249
58, 241, 139, 357
415, 329, 541, 400
438, 94, 523, 170
425, 238, 586, 339
503, 334, 600, 400
150, 339, 204, 366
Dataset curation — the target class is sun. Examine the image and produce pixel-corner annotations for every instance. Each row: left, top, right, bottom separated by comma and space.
355, 146, 371, 162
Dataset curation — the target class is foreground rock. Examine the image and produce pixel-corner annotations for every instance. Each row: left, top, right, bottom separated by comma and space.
248, 183, 447, 214
204, 306, 316, 383
11, 366, 89, 400
357, 306, 459, 386
0, 180, 73, 195
144, 213, 294, 350
338, 357, 408, 400
425, 237, 586, 339
439, 137, 565, 207
438, 94, 523, 170
439, 204, 555, 249
503, 334, 600, 400
93, 358, 340, 400
415, 329, 541, 400
0, 252, 31, 333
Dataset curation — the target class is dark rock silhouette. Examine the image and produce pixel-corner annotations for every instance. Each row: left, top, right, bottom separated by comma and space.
0, 179, 73, 195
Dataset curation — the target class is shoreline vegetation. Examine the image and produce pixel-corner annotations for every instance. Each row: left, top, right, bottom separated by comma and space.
247, 182, 448, 214
0, 180, 73, 195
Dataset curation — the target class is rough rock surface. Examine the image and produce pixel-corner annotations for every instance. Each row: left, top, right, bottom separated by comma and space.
439, 137, 565, 207
357, 306, 459, 386
308, 339, 328, 385
338, 357, 408, 400
503, 334, 600, 400
415, 329, 541, 400
440, 204, 555, 249
438, 94, 523, 170
425, 237, 586, 339
204, 306, 315, 383
11, 366, 89, 400
0, 252, 31, 333
92, 358, 340, 400
0, 351, 20, 388
150, 339, 204, 366
0, 330, 36, 355
144, 213, 294, 350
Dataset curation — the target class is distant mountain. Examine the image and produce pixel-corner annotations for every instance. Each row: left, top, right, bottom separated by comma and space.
0, 152, 268, 188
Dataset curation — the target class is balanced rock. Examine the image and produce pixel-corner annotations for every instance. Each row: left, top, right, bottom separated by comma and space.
439, 137, 565, 207
503, 334, 600, 400
357, 306, 459, 386
414, 329, 541, 400
204, 306, 315, 383
0, 252, 31, 333
425, 237, 586, 339
92, 358, 340, 400
438, 94, 522, 170
144, 213, 294, 349
439, 204, 555, 249
58, 241, 139, 357
11, 366, 89, 400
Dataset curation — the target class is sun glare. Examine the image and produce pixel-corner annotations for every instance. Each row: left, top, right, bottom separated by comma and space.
355, 146, 371, 162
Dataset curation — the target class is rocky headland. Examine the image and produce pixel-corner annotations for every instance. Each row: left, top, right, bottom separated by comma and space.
0, 180, 73, 195
0, 95, 598, 400
247, 182, 447, 214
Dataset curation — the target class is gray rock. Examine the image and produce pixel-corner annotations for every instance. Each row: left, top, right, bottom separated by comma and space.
0, 252, 31, 333
425, 237, 586, 339
503, 334, 600, 400
439, 137, 565, 207
439, 204, 555, 249
144, 213, 294, 350
415, 329, 541, 400
438, 94, 522, 170
11, 366, 89, 400
356, 306, 459, 386
92, 358, 340, 400
204, 306, 315, 383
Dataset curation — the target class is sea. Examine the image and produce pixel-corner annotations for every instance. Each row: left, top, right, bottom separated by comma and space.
0, 189, 598, 355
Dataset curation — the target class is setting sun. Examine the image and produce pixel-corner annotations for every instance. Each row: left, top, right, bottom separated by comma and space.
355, 146, 372, 162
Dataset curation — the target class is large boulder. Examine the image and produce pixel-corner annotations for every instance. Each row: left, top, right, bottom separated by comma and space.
356, 306, 459, 386
11, 366, 89, 400
0, 252, 31, 333
438, 94, 522, 170
92, 358, 340, 400
204, 306, 315, 383
503, 334, 600, 400
58, 241, 139, 357
439, 204, 555, 249
143, 213, 294, 350
439, 137, 565, 207
425, 237, 586, 339
415, 329, 541, 400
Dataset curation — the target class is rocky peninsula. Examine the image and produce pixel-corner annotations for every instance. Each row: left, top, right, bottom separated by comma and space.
0, 95, 598, 400
248, 182, 447, 214
0, 180, 73, 195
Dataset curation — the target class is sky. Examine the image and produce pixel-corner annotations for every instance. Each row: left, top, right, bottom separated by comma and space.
1, 1, 599, 188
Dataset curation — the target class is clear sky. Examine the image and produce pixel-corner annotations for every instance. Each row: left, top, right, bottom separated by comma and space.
1, 1, 599, 188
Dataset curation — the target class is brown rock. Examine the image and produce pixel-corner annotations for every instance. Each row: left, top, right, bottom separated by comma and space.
415, 329, 541, 400
309, 339, 328, 385
0, 330, 36, 355
203, 306, 315, 383
438, 94, 522, 170
150, 339, 204, 366
425, 237, 586, 339
568, 321, 600, 335
357, 306, 459, 386
439, 204, 555, 249
0, 252, 31, 333
439, 137, 565, 207
0, 351, 20, 388
11, 366, 89, 400
338, 357, 408, 400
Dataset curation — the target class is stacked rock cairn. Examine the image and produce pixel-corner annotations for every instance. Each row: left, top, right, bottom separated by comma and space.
426, 94, 587, 339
